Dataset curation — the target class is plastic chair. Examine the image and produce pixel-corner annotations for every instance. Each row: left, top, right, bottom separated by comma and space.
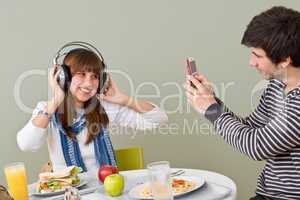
115, 147, 144, 171
42, 146, 145, 172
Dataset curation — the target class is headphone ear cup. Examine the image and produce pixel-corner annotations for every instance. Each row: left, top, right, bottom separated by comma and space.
98, 72, 107, 94
57, 65, 71, 92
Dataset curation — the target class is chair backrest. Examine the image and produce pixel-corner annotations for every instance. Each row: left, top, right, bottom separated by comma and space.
42, 147, 145, 172
115, 147, 144, 171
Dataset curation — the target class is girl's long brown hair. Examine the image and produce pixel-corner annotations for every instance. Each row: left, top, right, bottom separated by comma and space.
57, 48, 109, 145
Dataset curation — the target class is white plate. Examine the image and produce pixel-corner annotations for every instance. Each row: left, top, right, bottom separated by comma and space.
129, 176, 205, 199
31, 180, 88, 197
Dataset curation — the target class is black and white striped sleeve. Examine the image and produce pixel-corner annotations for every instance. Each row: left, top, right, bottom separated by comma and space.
213, 101, 300, 161
206, 89, 269, 129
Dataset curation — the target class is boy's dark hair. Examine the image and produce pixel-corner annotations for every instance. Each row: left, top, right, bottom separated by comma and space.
241, 6, 300, 67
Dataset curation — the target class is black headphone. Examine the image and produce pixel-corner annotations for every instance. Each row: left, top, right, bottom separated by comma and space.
53, 41, 108, 95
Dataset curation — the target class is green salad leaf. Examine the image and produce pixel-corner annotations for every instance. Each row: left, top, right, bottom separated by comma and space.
47, 180, 61, 190
72, 176, 81, 185
71, 167, 82, 176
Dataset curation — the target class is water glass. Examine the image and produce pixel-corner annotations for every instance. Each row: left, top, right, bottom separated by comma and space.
147, 161, 173, 200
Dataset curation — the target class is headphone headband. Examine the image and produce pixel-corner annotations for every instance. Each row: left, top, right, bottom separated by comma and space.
53, 41, 105, 66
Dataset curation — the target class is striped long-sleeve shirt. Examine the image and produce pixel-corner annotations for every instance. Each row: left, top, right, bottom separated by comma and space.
205, 79, 300, 200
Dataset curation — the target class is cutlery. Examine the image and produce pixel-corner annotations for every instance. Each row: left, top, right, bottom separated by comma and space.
170, 170, 185, 177
31, 187, 98, 200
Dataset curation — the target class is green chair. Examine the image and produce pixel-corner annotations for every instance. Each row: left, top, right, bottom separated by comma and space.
115, 147, 144, 171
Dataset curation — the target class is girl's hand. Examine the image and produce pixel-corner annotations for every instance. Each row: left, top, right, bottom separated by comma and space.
48, 66, 65, 113
97, 74, 129, 106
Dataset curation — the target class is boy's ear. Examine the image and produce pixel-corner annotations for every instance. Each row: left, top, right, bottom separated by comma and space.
280, 56, 292, 69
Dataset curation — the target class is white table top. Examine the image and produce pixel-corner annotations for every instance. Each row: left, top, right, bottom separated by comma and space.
29, 168, 237, 200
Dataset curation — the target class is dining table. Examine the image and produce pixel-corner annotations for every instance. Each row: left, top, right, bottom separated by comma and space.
29, 168, 237, 200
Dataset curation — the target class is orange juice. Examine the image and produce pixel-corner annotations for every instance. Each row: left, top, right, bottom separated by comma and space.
4, 162, 28, 200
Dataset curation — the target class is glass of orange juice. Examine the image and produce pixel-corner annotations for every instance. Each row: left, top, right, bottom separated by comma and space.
4, 162, 29, 200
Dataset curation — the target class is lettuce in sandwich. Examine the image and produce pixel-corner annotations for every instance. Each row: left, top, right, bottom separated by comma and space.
37, 166, 82, 193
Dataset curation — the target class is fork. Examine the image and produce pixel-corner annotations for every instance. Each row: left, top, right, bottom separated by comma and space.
170, 170, 185, 177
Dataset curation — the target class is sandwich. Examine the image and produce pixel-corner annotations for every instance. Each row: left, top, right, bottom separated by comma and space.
36, 166, 82, 193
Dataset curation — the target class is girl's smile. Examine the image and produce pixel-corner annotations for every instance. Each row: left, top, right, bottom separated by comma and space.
70, 71, 99, 107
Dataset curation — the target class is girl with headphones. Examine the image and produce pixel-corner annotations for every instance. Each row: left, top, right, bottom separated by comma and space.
17, 42, 168, 173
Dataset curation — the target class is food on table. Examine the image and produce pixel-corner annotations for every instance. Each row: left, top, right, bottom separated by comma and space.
140, 178, 197, 198
172, 178, 197, 193
98, 165, 119, 183
36, 166, 82, 193
140, 186, 152, 198
104, 174, 125, 197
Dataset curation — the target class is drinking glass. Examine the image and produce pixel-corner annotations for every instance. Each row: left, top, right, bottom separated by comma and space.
4, 162, 29, 200
147, 161, 173, 200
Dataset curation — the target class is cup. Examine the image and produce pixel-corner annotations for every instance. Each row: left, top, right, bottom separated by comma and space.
4, 162, 29, 200
147, 161, 173, 200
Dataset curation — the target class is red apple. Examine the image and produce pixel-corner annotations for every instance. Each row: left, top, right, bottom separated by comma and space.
98, 165, 119, 183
